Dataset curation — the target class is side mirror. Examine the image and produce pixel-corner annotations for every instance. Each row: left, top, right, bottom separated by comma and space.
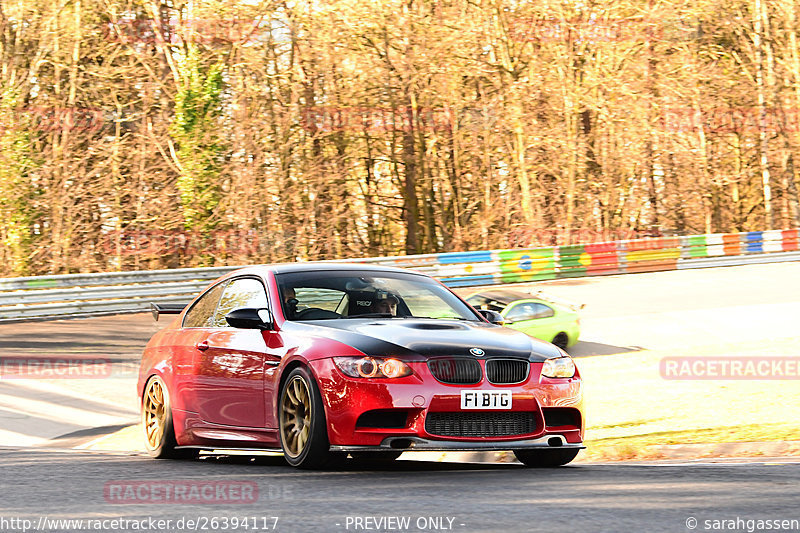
225, 308, 272, 330
477, 309, 505, 325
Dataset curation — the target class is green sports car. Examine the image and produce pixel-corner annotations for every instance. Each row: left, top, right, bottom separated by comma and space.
465, 289, 581, 350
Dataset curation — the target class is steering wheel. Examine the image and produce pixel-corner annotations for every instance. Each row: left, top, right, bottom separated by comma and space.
294, 308, 341, 320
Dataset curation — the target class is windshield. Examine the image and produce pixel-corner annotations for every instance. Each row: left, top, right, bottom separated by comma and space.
275, 270, 481, 322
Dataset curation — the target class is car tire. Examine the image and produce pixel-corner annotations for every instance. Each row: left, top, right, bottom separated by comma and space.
552, 332, 569, 350
142, 376, 196, 460
513, 448, 579, 467
349, 451, 403, 463
279, 366, 333, 469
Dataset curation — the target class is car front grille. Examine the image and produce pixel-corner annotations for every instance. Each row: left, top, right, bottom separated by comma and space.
424, 412, 537, 438
427, 357, 482, 384
485, 359, 529, 384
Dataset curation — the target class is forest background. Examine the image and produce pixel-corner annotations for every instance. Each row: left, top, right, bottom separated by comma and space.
2, 0, 800, 276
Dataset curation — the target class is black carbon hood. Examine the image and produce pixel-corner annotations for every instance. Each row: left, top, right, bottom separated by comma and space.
285, 318, 562, 362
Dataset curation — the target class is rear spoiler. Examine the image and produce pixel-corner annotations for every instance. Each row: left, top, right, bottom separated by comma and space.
150, 302, 187, 321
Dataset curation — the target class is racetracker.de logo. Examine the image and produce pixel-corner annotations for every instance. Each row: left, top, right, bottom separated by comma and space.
662, 107, 800, 133
0, 356, 112, 379
104, 481, 259, 504
103, 18, 272, 46
506, 17, 700, 43
300, 106, 496, 134
660, 357, 800, 380
5, 107, 105, 133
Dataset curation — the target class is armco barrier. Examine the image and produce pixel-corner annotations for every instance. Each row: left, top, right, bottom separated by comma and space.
1, 229, 798, 321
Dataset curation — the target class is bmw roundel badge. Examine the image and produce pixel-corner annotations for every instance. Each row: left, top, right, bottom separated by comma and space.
470, 348, 485, 357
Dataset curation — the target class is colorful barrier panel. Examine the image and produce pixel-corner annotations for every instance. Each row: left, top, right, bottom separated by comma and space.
722, 233, 741, 255
3, 228, 799, 319
782, 229, 800, 251
556, 245, 587, 278
745, 232, 764, 253
686, 235, 709, 258
622, 237, 682, 273
583, 242, 620, 275
496, 249, 556, 283
704, 234, 727, 257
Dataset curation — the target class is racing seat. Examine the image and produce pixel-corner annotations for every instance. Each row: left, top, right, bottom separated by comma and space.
345, 290, 411, 317
347, 291, 376, 316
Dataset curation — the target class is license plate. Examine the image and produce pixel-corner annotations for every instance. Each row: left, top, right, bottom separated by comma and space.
460, 390, 512, 410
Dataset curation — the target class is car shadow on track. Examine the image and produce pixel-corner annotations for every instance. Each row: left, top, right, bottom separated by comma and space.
198, 454, 525, 472
566, 341, 643, 358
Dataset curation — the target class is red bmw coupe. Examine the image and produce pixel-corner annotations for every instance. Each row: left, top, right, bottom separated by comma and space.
138, 264, 584, 468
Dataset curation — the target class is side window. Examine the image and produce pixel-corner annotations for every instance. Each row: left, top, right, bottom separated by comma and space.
183, 283, 227, 328
534, 303, 555, 319
507, 302, 554, 321
465, 296, 505, 313
505, 302, 538, 322
210, 278, 269, 327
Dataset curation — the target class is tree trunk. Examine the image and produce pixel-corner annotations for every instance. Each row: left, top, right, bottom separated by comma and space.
784, 0, 800, 225
754, 0, 774, 228
402, 99, 421, 254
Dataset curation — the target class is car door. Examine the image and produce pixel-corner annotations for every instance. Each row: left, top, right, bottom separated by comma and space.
193, 277, 277, 428
172, 281, 228, 410
503, 301, 557, 341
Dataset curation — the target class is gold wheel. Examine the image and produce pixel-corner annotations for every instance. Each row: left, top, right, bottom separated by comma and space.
143, 378, 167, 449
280, 375, 312, 458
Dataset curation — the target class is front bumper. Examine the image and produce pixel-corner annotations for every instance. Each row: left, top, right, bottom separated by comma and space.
310, 357, 584, 447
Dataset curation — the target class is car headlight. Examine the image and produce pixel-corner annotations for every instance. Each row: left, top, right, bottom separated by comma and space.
541, 355, 576, 378
333, 356, 413, 379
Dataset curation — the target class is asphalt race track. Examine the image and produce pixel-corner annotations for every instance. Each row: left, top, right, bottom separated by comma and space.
1, 448, 799, 533
1, 261, 799, 532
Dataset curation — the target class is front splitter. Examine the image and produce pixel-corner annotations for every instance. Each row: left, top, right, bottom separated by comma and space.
330, 434, 585, 453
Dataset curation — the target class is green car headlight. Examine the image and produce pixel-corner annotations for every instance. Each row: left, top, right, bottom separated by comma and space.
541, 355, 576, 378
